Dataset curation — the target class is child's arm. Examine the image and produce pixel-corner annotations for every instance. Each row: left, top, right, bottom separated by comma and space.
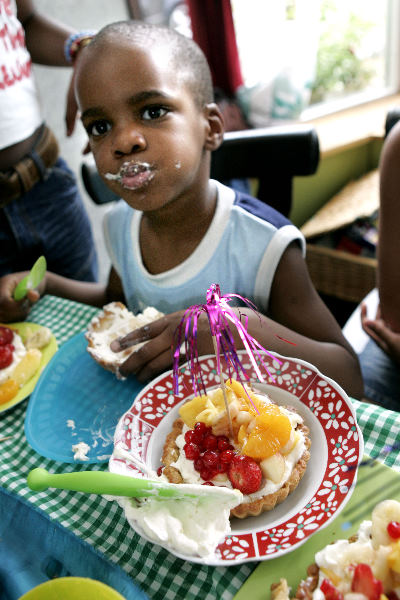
112, 244, 363, 399
0, 267, 124, 323
361, 303, 400, 366
263, 242, 363, 398
377, 122, 400, 332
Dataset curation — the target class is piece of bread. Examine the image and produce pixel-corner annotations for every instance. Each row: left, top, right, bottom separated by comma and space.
162, 413, 311, 519
85, 302, 163, 374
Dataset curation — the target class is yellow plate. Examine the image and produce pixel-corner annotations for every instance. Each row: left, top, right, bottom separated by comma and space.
19, 577, 125, 600
0, 322, 58, 413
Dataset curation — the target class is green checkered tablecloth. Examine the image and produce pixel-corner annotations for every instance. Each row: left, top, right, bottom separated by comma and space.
1, 295, 400, 600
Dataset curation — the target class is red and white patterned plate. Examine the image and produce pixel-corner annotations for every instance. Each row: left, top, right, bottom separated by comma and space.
110, 351, 363, 565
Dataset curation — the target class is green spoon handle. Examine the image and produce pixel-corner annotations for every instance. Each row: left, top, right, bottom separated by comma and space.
27, 468, 180, 498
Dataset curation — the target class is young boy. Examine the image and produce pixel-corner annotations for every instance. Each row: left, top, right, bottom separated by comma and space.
0, 21, 363, 398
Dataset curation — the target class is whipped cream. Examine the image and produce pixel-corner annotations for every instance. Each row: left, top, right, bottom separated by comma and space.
72, 441, 90, 461
0, 331, 26, 384
313, 519, 398, 598
121, 483, 242, 559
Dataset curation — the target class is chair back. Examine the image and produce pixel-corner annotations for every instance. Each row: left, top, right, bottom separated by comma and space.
211, 124, 320, 217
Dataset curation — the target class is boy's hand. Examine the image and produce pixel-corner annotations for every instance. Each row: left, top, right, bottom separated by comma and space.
361, 302, 400, 365
0, 273, 40, 323
111, 310, 214, 382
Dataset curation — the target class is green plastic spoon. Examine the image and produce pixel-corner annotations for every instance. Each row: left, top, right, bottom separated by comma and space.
13, 256, 47, 301
27, 468, 230, 500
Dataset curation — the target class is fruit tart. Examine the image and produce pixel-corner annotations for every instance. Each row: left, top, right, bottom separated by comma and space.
161, 379, 311, 519
271, 499, 400, 600
0, 324, 51, 405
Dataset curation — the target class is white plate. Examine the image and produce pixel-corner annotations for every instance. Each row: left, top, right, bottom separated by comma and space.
110, 351, 364, 565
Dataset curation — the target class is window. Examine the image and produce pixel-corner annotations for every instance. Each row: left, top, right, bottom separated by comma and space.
231, 0, 400, 121
135, 0, 400, 121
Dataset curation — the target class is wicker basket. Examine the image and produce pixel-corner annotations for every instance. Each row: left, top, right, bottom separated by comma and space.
306, 243, 377, 303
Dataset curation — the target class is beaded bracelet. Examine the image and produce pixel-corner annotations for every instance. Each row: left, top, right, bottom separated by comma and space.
64, 30, 97, 64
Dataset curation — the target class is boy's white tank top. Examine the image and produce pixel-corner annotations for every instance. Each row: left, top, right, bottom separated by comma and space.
103, 180, 305, 315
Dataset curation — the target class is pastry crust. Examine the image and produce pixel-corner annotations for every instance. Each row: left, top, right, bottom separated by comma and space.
162, 413, 311, 519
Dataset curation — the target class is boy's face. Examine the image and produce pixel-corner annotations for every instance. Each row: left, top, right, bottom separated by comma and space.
75, 39, 223, 213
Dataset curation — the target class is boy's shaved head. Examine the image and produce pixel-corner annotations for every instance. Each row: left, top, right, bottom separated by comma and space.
90, 21, 214, 108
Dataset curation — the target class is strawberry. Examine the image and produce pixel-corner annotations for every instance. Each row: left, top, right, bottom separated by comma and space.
351, 563, 383, 600
0, 345, 13, 369
320, 578, 344, 600
0, 326, 13, 346
228, 454, 262, 494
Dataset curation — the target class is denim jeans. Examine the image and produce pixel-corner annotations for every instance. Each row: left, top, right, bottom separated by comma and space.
0, 157, 98, 282
359, 338, 400, 412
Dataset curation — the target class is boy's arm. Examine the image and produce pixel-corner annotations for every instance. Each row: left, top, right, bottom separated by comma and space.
0, 267, 124, 323
377, 122, 400, 332
262, 242, 363, 398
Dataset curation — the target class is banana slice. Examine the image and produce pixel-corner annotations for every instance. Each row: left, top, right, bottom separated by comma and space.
371, 499, 400, 549
25, 326, 52, 349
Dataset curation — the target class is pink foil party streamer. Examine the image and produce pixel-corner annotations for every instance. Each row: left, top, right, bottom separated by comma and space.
173, 284, 282, 403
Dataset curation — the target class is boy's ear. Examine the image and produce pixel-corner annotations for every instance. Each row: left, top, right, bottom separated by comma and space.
203, 103, 224, 151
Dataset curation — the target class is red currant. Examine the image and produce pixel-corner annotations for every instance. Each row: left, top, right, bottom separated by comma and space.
200, 468, 212, 481
192, 422, 210, 445
157, 466, 164, 477
215, 462, 228, 473
220, 449, 235, 463
0, 326, 14, 346
203, 434, 218, 450
387, 521, 400, 539
183, 442, 200, 460
217, 436, 230, 451
193, 457, 204, 472
194, 422, 207, 435
184, 430, 195, 443
0, 345, 13, 369
202, 481, 214, 486
202, 450, 219, 469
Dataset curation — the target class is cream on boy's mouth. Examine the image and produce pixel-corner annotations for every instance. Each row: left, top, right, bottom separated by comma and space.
104, 161, 154, 190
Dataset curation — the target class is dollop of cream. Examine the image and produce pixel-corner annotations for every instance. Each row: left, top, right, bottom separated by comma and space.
121, 483, 242, 559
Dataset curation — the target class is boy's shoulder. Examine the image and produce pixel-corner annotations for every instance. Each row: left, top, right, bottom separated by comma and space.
232, 189, 292, 230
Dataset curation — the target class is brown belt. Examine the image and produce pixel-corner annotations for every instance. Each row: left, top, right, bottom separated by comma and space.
0, 125, 59, 208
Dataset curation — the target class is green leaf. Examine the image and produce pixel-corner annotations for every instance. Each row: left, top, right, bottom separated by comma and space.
13, 256, 47, 301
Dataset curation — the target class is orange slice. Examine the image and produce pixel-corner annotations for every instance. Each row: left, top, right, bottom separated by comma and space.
0, 379, 19, 405
242, 410, 291, 459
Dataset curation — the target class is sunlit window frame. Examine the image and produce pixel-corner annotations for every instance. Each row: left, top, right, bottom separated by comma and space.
301, 0, 400, 121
